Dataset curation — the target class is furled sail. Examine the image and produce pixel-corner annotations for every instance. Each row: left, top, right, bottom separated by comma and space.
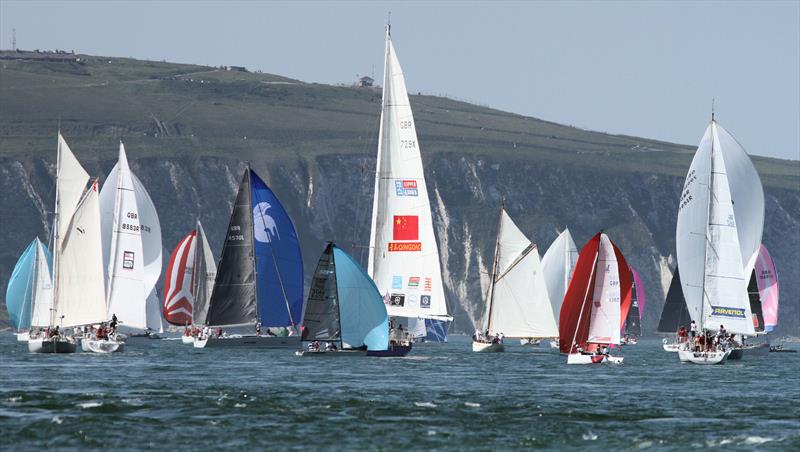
754, 244, 779, 332
541, 228, 578, 326
656, 266, 692, 333
482, 208, 558, 338
676, 121, 755, 335
55, 181, 108, 327
367, 26, 449, 322
163, 230, 197, 325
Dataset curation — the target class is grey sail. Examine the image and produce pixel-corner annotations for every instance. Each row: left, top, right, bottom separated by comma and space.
747, 271, 765, 333
657, 266, 691, 333
626, 286, 642, 336
192, 222, 215, 325
206, 170, 258, 326
301, 243, 341, 342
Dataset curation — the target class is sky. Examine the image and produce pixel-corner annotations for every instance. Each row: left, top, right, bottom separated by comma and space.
1, 0, 798, 160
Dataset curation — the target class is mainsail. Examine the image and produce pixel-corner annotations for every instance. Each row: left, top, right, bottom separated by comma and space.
676, 121, 755, 335
206, 168, 303, 328
559, 233, 632, 353
625, 266, 643, 336
482, 208, 558, 338
541, 228, 578, 326
367, 26, 450, 322
5, 239, 53, 330
302, 243, 389, 351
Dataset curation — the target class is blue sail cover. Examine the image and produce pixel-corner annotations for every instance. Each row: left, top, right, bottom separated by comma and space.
249, 170, 304, 327
333, 246, 389, 351
5, 239, 52, 330
425, 319, 449, 343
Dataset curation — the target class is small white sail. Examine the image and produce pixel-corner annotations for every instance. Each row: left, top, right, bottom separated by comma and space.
55, 182, 108, 327
194, 221, 216, 324
145, 290, 164, 333
484, 210, 558, 338
587, 234, 621, 345
541, 228, 578, 325
105, 143, 148, 330
29, 239, 53, 327
56, 134, 90, 241
367, 27, 449, 321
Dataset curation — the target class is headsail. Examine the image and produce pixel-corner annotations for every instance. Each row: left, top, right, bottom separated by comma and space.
30, 240, 54, 328
367, 26, 449, 322
483, 208, 558, 338
541, 228, 578, 326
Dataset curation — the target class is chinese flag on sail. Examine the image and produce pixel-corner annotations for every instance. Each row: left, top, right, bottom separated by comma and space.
393, 215, 419, 240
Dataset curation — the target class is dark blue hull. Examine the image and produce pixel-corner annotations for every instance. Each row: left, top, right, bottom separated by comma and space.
366, 343, 413, 357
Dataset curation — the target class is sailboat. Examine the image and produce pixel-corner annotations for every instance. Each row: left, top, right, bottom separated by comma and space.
194, 166, 303, 349
658, 266, 692, 351
540, 228, 578, 348
621, 266, 645, 344
163, 221, 217, 344
558, 232, 632, 364
473, 206, 558, 352
29, 134, 108, 354
6, 238, 52, 342
675, 117, 763, 364
753, 245, 779, 335
99, 142, 164, 342
297, 243, 392, 356
367, 24, 452, 337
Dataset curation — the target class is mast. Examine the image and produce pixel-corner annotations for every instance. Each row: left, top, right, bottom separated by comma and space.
699, 115, 715, 332
485, 203, 504, 334
51, 134, 62, 328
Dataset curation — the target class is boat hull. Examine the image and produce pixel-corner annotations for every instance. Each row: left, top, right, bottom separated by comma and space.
81, 339, 125, 353
662, 341, 685, 353
193, 335, 300, 349
181, 335, 195, 345
566, 353, 620, 364
15, 332, 30, 342
678, 349, 730, 364
367, 344, 413, 357
472, 341, 504, 353
28, 338, 77, 354
728, 343, 770, 360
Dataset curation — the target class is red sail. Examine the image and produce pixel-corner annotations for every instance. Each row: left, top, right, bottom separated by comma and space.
559, 233, 601, 353
614, 243, 633, 331
162, 230, 196, 325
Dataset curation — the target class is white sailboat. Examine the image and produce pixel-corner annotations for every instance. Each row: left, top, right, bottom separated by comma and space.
367, 25, 452, 332
29, 134, 107, 353
676, 117, 760, 365
540, 228, 578, 348
99, 142, 164, 342
473, 207, 558, 352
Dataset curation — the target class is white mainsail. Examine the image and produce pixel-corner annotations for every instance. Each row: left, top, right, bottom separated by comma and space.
586, 234, 621, 345
676, 121, 755, 335
541, 228, 578, 326
29, 238, 54, 327
104, 143, 148, 329
367, 26, 450, 321
55, 181, 108, 327
482, 209, 558, 338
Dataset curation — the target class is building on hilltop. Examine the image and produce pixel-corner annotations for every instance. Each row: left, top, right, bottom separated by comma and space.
356, 75, 374, 87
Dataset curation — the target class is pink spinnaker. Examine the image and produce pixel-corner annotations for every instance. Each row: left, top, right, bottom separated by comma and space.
755, 244, 779, 332
631, 266, 645, 322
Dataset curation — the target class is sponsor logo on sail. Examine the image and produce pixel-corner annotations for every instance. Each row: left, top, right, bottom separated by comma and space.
388, 242, 422, 252
393, 215, 418, 240
424, 277, 432, 292
253, 202, 280, 243
123, 251, 135, 270
394, 180, 419, 197
408, 294, 418, 307
711, 306, 746, 319
389, 293, 406, 307
408, 276, 420, 288
420, 295, 431, 308
392, 276, 402, 290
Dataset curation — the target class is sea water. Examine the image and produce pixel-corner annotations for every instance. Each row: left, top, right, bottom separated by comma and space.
0, 335, 798, 449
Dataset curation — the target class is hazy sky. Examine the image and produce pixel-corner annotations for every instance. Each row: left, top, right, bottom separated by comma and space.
2, 0, 798, 160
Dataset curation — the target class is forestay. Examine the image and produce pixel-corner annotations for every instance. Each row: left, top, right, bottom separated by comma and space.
367, 26, 449, 322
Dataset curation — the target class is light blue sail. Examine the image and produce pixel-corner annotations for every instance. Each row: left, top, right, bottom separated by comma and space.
250, 170, 304, 327
333, 246, 389, 351
5, 239, 52, 331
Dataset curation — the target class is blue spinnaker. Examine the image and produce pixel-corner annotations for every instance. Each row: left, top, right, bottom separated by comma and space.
425, 319, 448, 343
333, 246, 388, 351
250, 170, 304, 327
5, 239, 52, 330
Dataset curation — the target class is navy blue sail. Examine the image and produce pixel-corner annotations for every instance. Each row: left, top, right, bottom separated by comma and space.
425, 319, 449, 343
250, 170, 304, 327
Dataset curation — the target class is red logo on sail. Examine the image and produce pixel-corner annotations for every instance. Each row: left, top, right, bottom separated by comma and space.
393, 215, 419, 240
388, 242, 422, 252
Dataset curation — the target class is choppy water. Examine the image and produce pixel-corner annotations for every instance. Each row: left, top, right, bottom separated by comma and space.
1, 335, 798, 450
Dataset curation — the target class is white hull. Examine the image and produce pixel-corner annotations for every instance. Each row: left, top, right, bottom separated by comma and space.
28, 337, 77, 354
81, 339, 125, 353
472, 341, 504, 353
181, 335, 195, 345
662, 340, 686, 353
194, 335, 300, 349
678, 349, 730, 364
567, 353, 622, 364
15, 332, 30, 342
